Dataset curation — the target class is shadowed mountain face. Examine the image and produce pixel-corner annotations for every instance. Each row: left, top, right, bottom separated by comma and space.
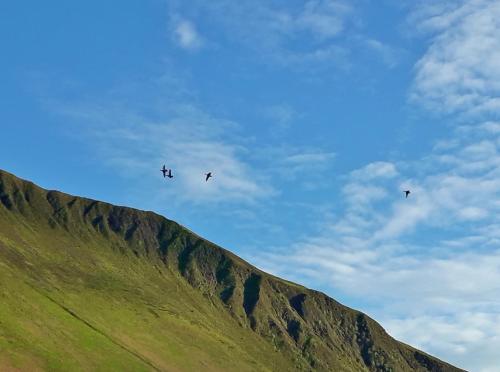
0, 169, 464, 371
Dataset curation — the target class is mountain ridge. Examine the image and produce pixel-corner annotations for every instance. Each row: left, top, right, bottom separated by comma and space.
0, 169, 464, 371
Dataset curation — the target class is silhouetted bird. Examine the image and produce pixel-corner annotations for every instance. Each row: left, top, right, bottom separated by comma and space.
161, 165, 173, 179
404, 190, 411, 198
205, 172, 212, 182
161, 165, 168, 178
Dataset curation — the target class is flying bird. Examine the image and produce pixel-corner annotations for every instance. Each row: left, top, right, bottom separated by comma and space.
161, 165, 168, 178
161, 165, 173, 179
205, 172, 212, 182
404, 190, 411, 198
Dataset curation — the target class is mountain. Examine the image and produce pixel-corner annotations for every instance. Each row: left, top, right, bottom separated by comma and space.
0, 169, 464, 372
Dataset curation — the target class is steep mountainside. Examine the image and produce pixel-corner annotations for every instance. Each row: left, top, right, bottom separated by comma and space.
0, 169, 464, 371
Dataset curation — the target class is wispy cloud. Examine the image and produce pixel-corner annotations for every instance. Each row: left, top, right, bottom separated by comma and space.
53, 101, 274, 206
385, 312, 500, 372
410, 0, 500, 116
363, 38, 403, 68
168, 0, 404, 71
349, 161, 398, 181
284, 151, 336, 168
168, 0, 356, 67
295, 0, 352, 40
250, 145, 337, 191
173, 19, 203, 50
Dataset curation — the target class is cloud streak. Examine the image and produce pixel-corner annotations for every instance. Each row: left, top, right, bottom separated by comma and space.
411, 0, 500, 116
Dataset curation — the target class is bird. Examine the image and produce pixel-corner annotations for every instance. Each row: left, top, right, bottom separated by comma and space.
161, 165, 168, 178
404, 190, 411, 198
205, 172, 212, 182
161, 165, 173, 179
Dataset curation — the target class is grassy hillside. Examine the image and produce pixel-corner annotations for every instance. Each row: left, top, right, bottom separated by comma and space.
0, 169, 464, 371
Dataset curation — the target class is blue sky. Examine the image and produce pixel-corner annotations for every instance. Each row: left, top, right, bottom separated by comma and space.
2, 1, 500, 370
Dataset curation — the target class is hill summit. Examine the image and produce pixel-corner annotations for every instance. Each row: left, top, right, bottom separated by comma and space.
0, 169, 463, 371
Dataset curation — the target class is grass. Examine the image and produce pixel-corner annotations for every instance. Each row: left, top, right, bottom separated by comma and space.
0, 208, 293, 371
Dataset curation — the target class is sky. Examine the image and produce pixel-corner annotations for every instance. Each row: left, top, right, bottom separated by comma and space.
1, 0, 500, 370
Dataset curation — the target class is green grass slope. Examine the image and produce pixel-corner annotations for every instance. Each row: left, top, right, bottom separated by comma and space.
0, 169, 464, 371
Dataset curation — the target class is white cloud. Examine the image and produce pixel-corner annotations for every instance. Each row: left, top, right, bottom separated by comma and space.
342, 183, 388, 206
169, 0, 355, 67
384, 312, 500, 371
174, 20, 202, 50
258, 147, 336, 190
296, 0, 352, 40
349, 161, 398, 180
411, 0, 500, 116
458, 206, 488, 220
